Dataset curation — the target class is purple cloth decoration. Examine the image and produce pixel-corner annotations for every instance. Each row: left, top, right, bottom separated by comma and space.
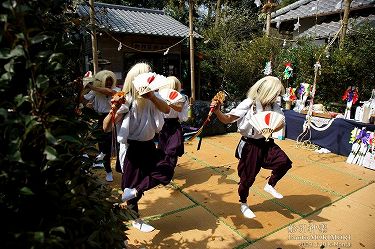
356, 129, 370, 145
347, 90, 354, 102
298, 85, 305, 97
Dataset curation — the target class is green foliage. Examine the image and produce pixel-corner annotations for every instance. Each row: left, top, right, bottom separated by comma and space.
164, 1, 189, 25
199, 35, 281, 100
274, 25, 375, 105
233, 37, 281, 97
198, 5, 264, 100
0, 1, 129, 248
342, 24, 375, 99
275, 38, 324, 88
198, 22, 375, 106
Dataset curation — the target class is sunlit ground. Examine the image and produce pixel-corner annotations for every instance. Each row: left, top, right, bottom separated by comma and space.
95, 133, 375, 249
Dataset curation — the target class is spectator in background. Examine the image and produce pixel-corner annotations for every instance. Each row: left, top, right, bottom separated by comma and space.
82, 70, 120, 182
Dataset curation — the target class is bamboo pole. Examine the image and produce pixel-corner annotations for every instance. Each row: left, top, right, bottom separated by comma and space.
340, 0, 352, 49
266, 0, 272, 37
189, 0, 196, 101
214, 0, 222, 28
89, 0, 98, 74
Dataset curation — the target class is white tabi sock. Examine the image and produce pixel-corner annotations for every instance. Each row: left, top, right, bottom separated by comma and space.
132, 219, 155, 233
240, 203, 256, 218
121, 188, 138, 202
264, 183, 283, 199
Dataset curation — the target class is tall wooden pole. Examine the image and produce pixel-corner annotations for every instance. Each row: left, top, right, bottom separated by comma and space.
214, 0, 222, 28
265, 0, 272, 37
89, 0, 98, 74
189, 0, 196, 100
340, 0, 352, 49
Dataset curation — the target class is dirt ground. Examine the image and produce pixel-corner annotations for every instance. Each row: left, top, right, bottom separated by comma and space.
97, 133, 375, 249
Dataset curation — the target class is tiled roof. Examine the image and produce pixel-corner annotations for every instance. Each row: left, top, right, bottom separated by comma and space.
77, 2, 199, 38
273, 0, 312, 17
272, 0, 375, 22
297, 14, 375, 38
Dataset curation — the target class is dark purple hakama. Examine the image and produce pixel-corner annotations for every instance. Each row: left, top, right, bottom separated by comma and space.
121, 118, 183, 213
236, 136, 292, 203
98, 113, 112, 173
158, 118, 184, 158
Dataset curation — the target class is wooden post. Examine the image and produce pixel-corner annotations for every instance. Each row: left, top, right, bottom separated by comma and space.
340, 0, 352, 49
89, 0, 98, 74
214, 0, 222, 28
265, 0, 272, 37
189, 0, 196, 101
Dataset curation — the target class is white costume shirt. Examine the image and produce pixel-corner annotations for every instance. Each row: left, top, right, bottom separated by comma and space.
163, 95, 189, 122
84, 87, 120, 114
117, 93, 165, 142
228, 98, 284, 139
228, 98, 284, 158
116, 93, 166, 172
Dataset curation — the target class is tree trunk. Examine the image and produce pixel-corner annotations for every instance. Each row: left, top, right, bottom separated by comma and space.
265, 0, 272, 37
89, 0, 98, 74
340, 0, 352, 49
214, 0, 222, 27
189, 0, 196, 100
207, 1, 213, 19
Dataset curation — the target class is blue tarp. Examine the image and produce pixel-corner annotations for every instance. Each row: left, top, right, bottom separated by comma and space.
284, 110, 375, 156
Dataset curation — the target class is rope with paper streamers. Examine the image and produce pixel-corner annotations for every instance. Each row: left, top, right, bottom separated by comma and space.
295, 62, 321, 150
84, 2, 190, 55
104, 28, 189, 54
295, 24, 343, 151
308, 117, 335, 131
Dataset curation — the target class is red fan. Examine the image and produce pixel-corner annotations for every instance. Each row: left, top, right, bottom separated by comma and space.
133, 72, 169, 96
248, 111, 285, 141
159, 88, 184, 104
